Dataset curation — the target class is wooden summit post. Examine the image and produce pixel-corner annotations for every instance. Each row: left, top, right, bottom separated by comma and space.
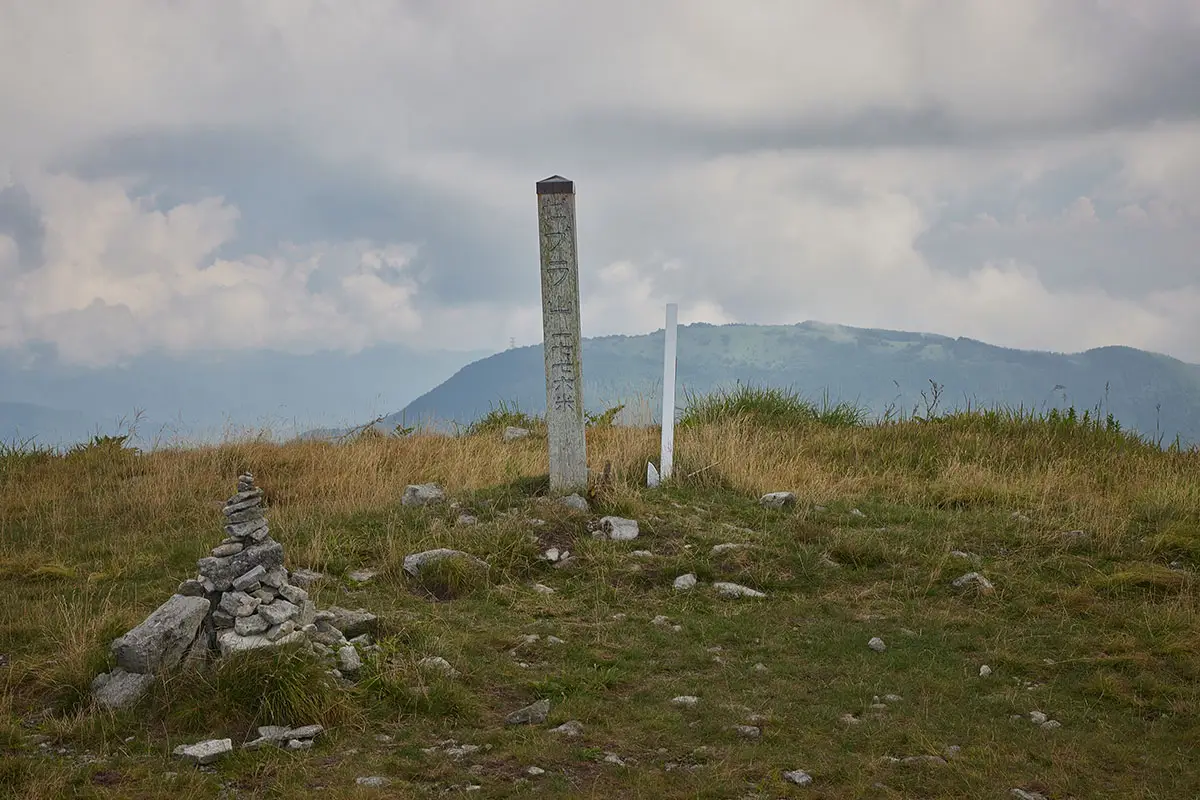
536, 175, 587, 491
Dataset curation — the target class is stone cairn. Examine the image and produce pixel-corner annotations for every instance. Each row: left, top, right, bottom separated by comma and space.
91, 472, 377, 711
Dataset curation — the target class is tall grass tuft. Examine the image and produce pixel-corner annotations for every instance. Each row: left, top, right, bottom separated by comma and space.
678, 382, 867, 429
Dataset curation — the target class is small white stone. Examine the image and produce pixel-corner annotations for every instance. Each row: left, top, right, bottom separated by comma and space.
418, 656, 459, 676
671, 695, 700, 707
646, 462, 660, 488
549, 720, 583, 737
172, 738, 232, 765
850, 508, 866, 517
347, 568, 377, 583
542, 547, 561, 562
951, 571, 995, 593
356, 776, 390, 787
783, 769, 813, 786
598, 516, 639, 541
1029, 711, 1048, 725
1041, 720, 1062, 730
753, 663, 769, 673
713, 581, 766, 599
673, 573, 698, 591
731, 725, 761, 738
545, 635, 565, 645
868, 637, 887, 652
979, 664, 993, 677
533, 583, 556, 594
759, 492, 795, 508
525, 766, 545, 776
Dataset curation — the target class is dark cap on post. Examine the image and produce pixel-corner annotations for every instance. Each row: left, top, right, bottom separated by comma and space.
536, 175, 574, 195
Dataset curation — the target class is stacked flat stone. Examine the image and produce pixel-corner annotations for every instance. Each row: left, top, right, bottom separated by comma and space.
182, 472, 313, 656
91, 472, 378, 711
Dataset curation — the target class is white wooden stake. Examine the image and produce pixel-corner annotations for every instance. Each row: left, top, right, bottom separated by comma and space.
660, 303, 678, 482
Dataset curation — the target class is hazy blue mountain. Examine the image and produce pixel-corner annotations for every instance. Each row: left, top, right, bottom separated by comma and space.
0, 344, 492, 447
386, 321, 1200, 446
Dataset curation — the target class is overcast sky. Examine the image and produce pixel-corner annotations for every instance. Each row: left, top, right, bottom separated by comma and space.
1, 0, 1199, 366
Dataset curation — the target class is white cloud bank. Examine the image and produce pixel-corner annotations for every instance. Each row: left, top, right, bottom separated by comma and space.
0, 1, 1198, 364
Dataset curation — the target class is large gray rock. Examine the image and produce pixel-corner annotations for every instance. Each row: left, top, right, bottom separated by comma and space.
402, 549, 489, 577
111, 594, 210, 674
327, 606, 378, 638
91, 667, 156, 710
172, 738, 232, 765
197, 540, 283, 591
402, 483, 445, 506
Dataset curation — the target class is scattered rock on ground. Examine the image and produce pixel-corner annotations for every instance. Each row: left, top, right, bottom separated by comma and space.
402, 483, 445, 507
505, 698, 551, 726
850, 508, 866, 517
868, 637, 887, 652
980, 664, 993, 677
347, 568, 377, 584
673, 573, 698, 591
560, 494, 589, 511
503, 426, 531, 442
671, 695, 699, 707
759, 492, 795, 508
731, 725, 761, 738
713, 582, 766, 599
951, 571, 996, 594
457, 514, 478, 526
418, 656, 459, 676
327, 607, 378, 638
549, 720, 583, 737
596, 516, 639, 541
711, 543, 753, 556
357, 776, 391, 787
90, 667, 156, 711
402, 548, 489, 577
783, 769, 813, 786
1010, 790, 1048, 800
172, 738, 232, 766
533, 583, 556, 594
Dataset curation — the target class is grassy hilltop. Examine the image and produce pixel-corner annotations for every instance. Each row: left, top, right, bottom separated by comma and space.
1, 388, 1198, 798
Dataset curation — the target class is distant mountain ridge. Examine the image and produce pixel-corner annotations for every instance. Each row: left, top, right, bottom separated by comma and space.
384, 321, 1200, 446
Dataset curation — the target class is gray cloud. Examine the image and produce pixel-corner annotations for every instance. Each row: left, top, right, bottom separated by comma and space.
0, 183, 44, 268
0, 1, 1198, 365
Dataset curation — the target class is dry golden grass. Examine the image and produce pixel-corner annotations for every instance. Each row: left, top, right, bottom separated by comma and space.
0, 415, 1197, 797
